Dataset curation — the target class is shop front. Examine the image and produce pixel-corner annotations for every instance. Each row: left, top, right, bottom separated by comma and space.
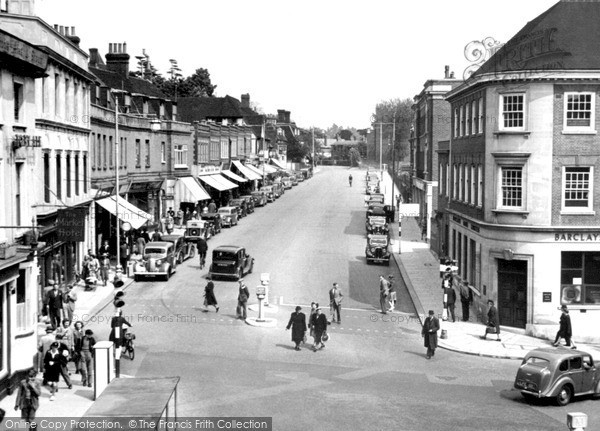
128, 180, 163, 224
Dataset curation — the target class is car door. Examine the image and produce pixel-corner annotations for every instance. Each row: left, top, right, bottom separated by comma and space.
568, 356, 584, 393
581, 355, 597, 393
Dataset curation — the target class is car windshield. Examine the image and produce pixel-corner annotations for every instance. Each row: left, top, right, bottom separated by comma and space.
218, 209, 231, 214
213, 250, 237, 260
371, 219, 386, 225
523, 356, 550, 366
370, 238, 388, 246
145, 248, 166, 256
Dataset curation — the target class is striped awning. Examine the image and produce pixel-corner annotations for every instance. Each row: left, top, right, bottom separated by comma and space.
95, 196, 153, 229
221, 169, 247, 183
232, 161, 262, 181
176, 177, 210, 203
198, 174, 238, 191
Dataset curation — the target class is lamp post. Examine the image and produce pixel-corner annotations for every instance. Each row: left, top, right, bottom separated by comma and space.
114, 91, 122, 275
372, 119, 397, 202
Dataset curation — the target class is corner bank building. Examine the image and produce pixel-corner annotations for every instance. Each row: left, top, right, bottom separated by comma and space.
443, 0, 600, 343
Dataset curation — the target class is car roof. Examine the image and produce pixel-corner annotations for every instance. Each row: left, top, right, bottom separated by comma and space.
368, 234, 388, 241
218, 206, 235, 211
145, 241, 172, 248
161, 234, 184, 242
213, 245, 244, 252
525, 347, 593, 361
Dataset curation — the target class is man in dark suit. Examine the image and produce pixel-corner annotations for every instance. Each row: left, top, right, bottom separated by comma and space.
328, 282, 343, 323
286, 306, 307, 351
553, 305, 575, 348
445, 285, 457, 322
421, 310, 440, 359
481, 300, 501, 341
45, 283, 63, 329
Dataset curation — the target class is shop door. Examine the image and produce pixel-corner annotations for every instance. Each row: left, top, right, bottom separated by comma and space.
497, 259, 527, 328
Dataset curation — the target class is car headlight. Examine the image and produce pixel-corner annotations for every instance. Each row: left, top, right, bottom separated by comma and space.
156, 259, 162, 266
370, 248, 376, 253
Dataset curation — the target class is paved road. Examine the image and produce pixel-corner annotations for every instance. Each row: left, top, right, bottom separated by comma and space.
89, 167, 599, 431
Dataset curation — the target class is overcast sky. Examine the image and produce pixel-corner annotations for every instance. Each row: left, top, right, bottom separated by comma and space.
36, 0, 558, 130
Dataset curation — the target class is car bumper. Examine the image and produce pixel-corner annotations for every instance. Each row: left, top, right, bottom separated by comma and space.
209, 270, 239, 278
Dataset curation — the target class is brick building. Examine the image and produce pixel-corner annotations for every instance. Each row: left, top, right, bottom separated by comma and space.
445, 0, 600, 342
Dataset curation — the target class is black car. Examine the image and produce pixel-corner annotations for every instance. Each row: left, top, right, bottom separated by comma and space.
200, 212, 222, 234
209, 245, 254, 280
366, 216, 389, 236
365, 234, 391, 265
240, 195, 255, 214
229, 199, 247, 218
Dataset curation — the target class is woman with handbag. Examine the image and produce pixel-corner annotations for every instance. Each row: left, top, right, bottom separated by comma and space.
310, 307, 329, 352
286, 306, 307, 351
203, 277, 219, 313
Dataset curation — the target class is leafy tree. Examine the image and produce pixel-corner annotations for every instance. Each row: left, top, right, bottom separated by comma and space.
183, 68, 217, 97
348, 147, 361, 167
371, 97, 413, 161
339, 129, 353, 140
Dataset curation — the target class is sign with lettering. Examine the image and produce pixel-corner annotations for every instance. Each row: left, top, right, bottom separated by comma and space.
12, 134, 42, 150
0, 32, 48, 70
542, 292, 552, 302
56, 208, 86, 242
554, 233, 600, 242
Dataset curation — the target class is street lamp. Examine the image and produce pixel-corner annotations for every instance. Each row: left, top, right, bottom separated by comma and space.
371, 119, 396, 203
113, 90, 124, 275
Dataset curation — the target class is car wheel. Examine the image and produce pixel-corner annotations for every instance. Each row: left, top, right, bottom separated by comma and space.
556, 384, 573, 406
134, 275, 139, 282
521, 393, 537, 403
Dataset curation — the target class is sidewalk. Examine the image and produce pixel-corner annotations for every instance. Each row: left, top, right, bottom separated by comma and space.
0, 270, 134, 419
376, 167, 600, 360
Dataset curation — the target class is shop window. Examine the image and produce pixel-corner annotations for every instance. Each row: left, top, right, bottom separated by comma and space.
561, 251, 600, 305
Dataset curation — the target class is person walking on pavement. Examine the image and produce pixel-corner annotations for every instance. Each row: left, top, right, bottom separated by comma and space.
379, 275, 390, 314
329, 282, 343, 323
62, 285, 77, 324
136, 233, 146, 257
481, 300, 501, 341
14, 369, 41, 429
54, 334, 72, 389
109, 310, 133, 359
44, 342, 62, 400
208, 200, 217, 213
553, 305, 576, 348
151, 230, 162, 241
236, 279, 250, 320
51, 253, 63, 284
421, 310, 440, 359
388, 275, 397, 312
459, 279, 473, 322
38, 326, 55, 383
56, 319, 74, 356
286, 306, 307, 351
72, 321, 84, 374
45, 282, 64, 329
310, 307, 329, 352
203, 277, 219, 312
348, 174, 353, 186
445, 283, 457, 322
76, 329, 96, 387
308, 302, 318, 339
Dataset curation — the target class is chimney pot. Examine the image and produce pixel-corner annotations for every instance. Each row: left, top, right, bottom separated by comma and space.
71, 26, 75, 36
65, 27, 70, 36
450, 71, 455, 78
54, 24, 59, 31
444, 65, 449, 79
123, 42, 127, 53
59, 25, 64, 35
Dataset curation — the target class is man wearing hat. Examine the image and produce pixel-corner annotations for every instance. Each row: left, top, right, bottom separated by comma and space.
421, 310, 440, 359
286, 306, 307, 351
388, 275, 397, 312
45, 281, 64, 329
75, 329, 96, 387
38, 326, 56, 383
236, 279, 250, 320
328, 282, 343, 323
553, 305, 575, 348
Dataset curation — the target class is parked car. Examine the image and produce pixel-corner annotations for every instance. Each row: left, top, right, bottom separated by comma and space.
185, 219, 212, 241
289, 175, 299, 186
161, 234, 196, 264
134, 241, 177, 281
272, 182, 284, 198
240, 195, 255, 213
366, 216, 389, 236
367, 203, 386, 218
366, 183, 380, 194
200, 212, 222, 235
260, 186, 275, 202
218, 207, 239, 227
514, 348, 600, 406
365, 234, 391, 265
229, 198, 248, 218
282, 178, 293, 189
209, 245, 254, 280
369, 193, 385, 204
296, 173, 305, 182
251, 191, 268, 207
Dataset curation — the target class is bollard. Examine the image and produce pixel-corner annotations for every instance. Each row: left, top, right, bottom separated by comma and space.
567, 412, 587, 431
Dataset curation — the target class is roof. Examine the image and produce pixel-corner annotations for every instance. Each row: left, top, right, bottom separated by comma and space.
177, 95, 244, 123
89, 66, 166, 98
213, 245, 244, 252
472, 0, 600, 78
145, 241, 173, 248
525, 347, 592, 361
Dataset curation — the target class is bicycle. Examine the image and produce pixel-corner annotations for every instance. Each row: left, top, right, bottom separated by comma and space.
123, 331, 135, 360
199, 250, 207, 269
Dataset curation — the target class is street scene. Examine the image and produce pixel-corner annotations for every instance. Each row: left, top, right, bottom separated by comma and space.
2, 0, 600, 430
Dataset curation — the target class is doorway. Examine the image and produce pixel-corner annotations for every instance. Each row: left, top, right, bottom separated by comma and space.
497, 259, 527, 328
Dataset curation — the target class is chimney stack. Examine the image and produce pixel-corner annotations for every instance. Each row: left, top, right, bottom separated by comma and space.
7, 0, 35, 16
444, 65, 450, 79
66, 26, 81, 46
106, 42, 130, 78
277, 109, 286, 123
450, 71, 455, 79
241, 94, 250, 109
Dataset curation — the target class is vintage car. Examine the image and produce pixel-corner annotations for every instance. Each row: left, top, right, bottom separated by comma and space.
200, 212, 222, 235
369, 193, 385, 204
228, 198, 248, 218
240, 195, 256, 214
514, 347, 600, 406
296, 173, 305, 182
366, 216, 389, 236
185, 219, 212, 241
260, 186, 275, 202
218, 206, 239, 227
161, 234, 196, 264
281, 178, 293, 189
366, 183, 380, 195
251, 191, 268, 207
134, 241, 177, 281
289, 175, 299, 186
367, 203, 386, 218
365, 234, 391, 265
209, 245, 254, 280
272, 182, 284, 198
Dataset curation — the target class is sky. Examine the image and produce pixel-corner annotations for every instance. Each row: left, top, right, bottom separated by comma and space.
34, 0, 559, 130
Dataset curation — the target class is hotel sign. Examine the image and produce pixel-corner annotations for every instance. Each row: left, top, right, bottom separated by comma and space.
12, 134, 42, 150
554, 233, 600, 242
0, 32, 48, 70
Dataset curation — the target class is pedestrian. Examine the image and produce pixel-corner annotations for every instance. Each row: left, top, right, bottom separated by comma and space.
166, 214, 174, 234
459, 279, 473, 322
445, 283, 457, 322
72, 321, 84, 374
553, 305, 576, 348
54, 334, 72, 389
37, 326, 55, 383
62, 285, 77, 324
481, 300, 501, 341
421, 310, 440, 359
310, 307, 329, 352
286, 306, 307, 351
329, 282, 343, 323
136, 234, 146, 257
208, 200, 217, 213
44, 342, 62, 400
99, 253, 110, 286
203, 277, 219, 312
45, 282, 64, 329
141, 229, 150, 243
151, 230, 162, 241
236, 279, 250, 320
109, 310, 133, 358
308, 302, 318, 339
176, 208, 184, 226
388, 275, 397, 312
119, 240, 129, 272
51, 253, 63, 284
396, 194, 401, 209
56, 319, 74, 353
421, 219, 427, 242
202, 202, 209, 214
379, 275, 390, 314
197, 236, 208, 269
184, 208, 191, 224
75, 329, 96, 387
98, 240, 111, 258
14, 369, 40, 429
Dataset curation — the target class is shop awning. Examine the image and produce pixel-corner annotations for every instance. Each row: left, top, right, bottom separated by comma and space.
95, 196, 153, 230
176, 177, 211, 203
259, 164, 278, 174
198, 174, 238, 192
245, 164, 266, 178
221, 169, 247, 183
232, 161, 262, 181
270, 158, 288, 170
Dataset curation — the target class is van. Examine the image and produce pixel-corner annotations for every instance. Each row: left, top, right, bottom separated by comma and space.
217, 206, 239, 227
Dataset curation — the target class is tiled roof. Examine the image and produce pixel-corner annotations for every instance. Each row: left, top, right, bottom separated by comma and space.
177, 95, 244, 123
90, 66, 166, 98
473, 0, 600, 77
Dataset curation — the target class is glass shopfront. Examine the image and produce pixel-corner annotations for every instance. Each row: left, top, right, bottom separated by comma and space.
561, 251, 600, 305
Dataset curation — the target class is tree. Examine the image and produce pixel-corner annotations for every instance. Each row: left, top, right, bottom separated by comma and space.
183, 68, 217, 97
339, 129, 353, 140
371, 97, 413, 161
144, 66, 217, 99
286, 129, 314, 163
348, 147, 361, 167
